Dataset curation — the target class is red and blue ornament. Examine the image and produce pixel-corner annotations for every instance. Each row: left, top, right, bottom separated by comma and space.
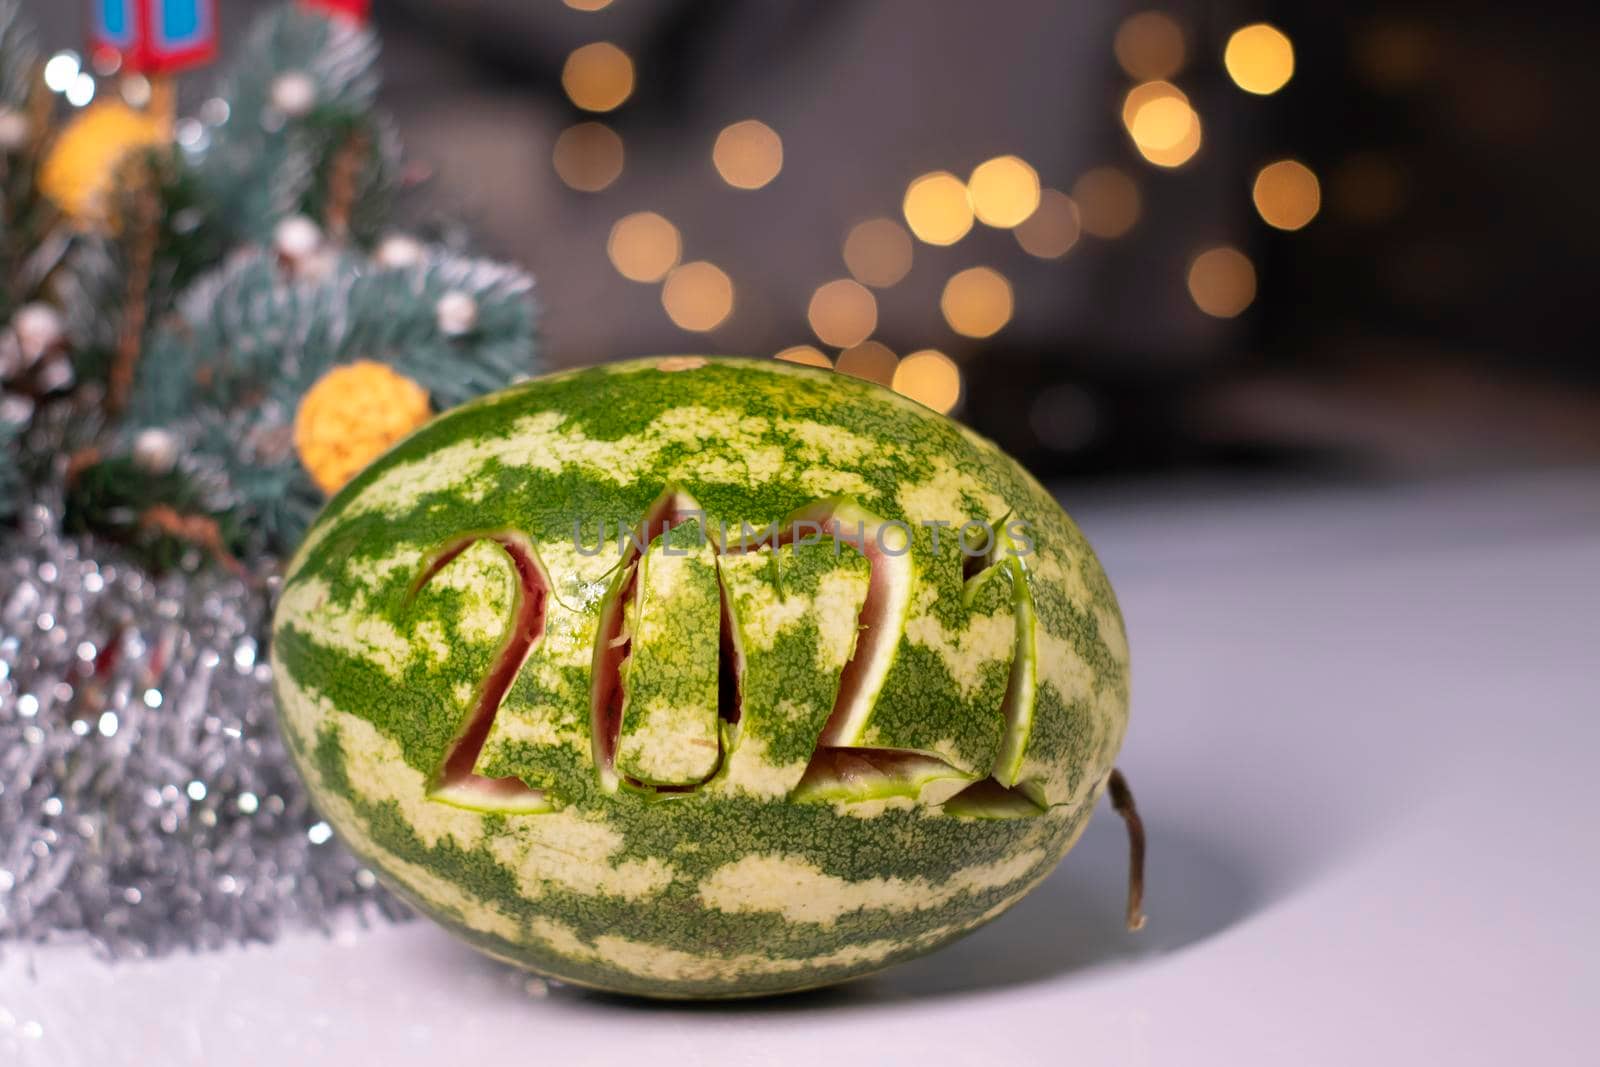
89, 0, 219, 76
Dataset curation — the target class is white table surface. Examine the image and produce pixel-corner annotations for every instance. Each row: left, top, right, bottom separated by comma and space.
5, 470, 1597, 1066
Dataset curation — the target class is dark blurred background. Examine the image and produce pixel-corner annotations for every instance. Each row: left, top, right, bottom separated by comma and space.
31, 0, 1600, 483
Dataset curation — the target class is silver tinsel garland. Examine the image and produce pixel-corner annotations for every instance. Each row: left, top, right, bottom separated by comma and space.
0, 497, 408, 957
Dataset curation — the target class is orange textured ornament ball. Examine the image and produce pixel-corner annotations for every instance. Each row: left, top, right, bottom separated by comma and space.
293, 361, 431, 495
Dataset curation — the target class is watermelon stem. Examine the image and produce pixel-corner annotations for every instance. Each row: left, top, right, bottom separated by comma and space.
1108, 768, 1146, 931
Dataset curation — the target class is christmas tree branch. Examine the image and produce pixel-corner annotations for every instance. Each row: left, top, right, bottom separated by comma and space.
138, 505, 248, 578
108, 155, 161, 414
323, 125, 369, 240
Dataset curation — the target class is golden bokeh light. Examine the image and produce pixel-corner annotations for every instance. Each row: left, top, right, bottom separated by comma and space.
843, 217, 914, 288
775, 345, 832, 369
1187, 246, 1256, 318
1138, 107, 1201, 167
1014, 188, 1081, 259
807, 279, 878, 349
562, 42, 635, 112
940, 267, 1013, 339
661, 261, 733, 332
1120, 80, 1186, 132
968, 155, 1041, 229
712, 119, 783, 190
1073, 166, 1141, 238
1121, 82, 1201, 168
563, 0, 613, 10
607, 211, 681, 283
893, 349, 962, 414
1114, 11, 1186, 81
1130, 97, 1191, 150
835, 341, 898, 386
902, 171, 974, 246
1253, 159, 1321, 230
552, 122, 624, 192
1224, 23, 1294, 96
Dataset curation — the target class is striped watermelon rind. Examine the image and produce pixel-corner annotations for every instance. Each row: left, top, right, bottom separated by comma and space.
271, 356, 1130, 998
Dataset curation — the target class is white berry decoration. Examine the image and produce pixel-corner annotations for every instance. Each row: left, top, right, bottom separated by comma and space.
131, 427, 181, 475
12, 303, 64, 362
435, 291, 479, 337
374, 234, 426, 270
269, 71, 318, 119
273, 215, 324, 266
0, 106, 30, 152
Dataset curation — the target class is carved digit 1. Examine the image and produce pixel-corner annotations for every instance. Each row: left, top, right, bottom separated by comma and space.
413, 533, 552, 813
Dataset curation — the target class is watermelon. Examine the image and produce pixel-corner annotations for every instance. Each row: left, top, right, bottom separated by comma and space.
271, 355, 1132, 998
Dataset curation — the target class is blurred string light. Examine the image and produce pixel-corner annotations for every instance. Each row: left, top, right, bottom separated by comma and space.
43, 50, 97, 108
607, 211, 681, 282
1137, 108, 1200, 167
843, 217, 913, 288
562, 42, 634, 112
1105, 17, 1314, 319
808, 279, 877, 348
967, 155, 1040, 228
575, 10, 1312, 368
1072, 166, 1140, 238
552, 122, 624, 192
893, 349, 961, 414
1252, 159, 1320, 230
903, 171, 974, 245
775, 345, 832, 368
713, 120, 783, 190
121, 73, 152, 108
66, 73, 96, 107
174, 117, 207, 151
1121, 81, 1200, 168
1120, 80, 1184, 134
835, 340, 898, 386
1114, 11, 1185, 81
91, 46, 121, 77
1224, 23, 1294, 95
661, 261, 733, 331
1187, 246, 1256, 318
1014, 189, 1081, 258
941, 267, 1013, 338
43, 52, 80, 93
